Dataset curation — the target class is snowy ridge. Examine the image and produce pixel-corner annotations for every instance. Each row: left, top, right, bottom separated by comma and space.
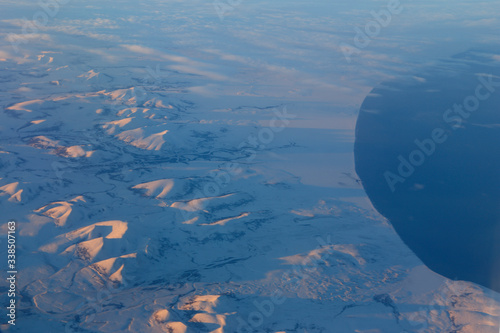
0, 52, 499, 332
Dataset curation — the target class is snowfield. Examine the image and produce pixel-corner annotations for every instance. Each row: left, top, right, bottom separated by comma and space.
1, 0, 499, 332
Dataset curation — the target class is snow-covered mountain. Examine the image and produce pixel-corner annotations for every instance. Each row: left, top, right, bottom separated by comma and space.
1, 0, 500, 332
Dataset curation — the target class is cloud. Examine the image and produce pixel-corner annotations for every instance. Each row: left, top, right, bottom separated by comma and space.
464, 18, 498, 27
59, 18, 119, 29
6, 33, 51, 42
121, 44, 157, 55
121, 44, 199, 65
169, 64, 229, 81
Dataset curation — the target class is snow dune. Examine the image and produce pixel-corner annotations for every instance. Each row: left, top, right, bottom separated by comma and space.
91, 253, 137, 282
34, 196, 85, 226
103, 118, 133, 134
6, 99, 44, 112
132, 179, 175, 199
39, 220, 128, 255
0, 182, 23, 202
29, 136, 90, 157
116, 128, 168, 151
171, 193, 252, 212
200, 212, 250, 226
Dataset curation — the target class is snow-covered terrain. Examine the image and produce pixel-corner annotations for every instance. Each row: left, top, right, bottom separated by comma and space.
0, 0, 499, 332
